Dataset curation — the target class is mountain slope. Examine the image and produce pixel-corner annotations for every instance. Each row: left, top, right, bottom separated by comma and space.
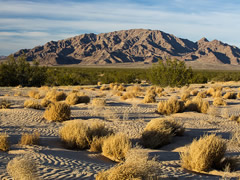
13, 29, 240, 65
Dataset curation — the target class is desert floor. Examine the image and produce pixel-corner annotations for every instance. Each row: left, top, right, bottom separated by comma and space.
0, 82, 240, 179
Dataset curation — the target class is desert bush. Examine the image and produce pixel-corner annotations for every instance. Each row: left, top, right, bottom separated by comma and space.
7, 156, 38, 180
24, 99, 41, 109
65, 93, 90, 105
0, 133, 10, 151
19, 132, 40, 146
102, 133, 131, 162
45, 90, 66, 101
96, 148, 162, 180
120, 92, 136, 100
142, 93, 156, 103
0, 99, 11, 109
185, 97, 209, 113
230, 131, 240, 147
223, 92, 237, 99
59, 121, 112, 150
181, 91, 190, 101
197, 91, 207, 98
206, 86, 223, 96
40, 98, 51, 107
28, 90, 41, 99
180, 134, 227, 172
229, 115, 240, 123
149, 58, 193, 87
157, 96, 185, 115
100, 85, 110, 91
237, 92, 240, 99
213, 97, 227, 107
89, 136, 106, 152
212, 90, 222, 98
43, 102, 71, 122
190, 89, 199, 96
92, 98, 106, 106
141, 118, 184, 149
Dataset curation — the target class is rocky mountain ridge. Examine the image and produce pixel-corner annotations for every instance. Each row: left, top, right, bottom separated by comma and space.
13, 29, 240, 65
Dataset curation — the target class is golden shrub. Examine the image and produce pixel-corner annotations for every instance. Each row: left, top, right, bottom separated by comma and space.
213, 97, 227, 107
190, 89, 199, 96
100, 85, 110, 91
142, 93, 156, 103
181, 91, 190, 101
43, 102, 71, 122
24, 99, 41, 109
89, 136, 106, 152
28, 90, 41, 99
92, 98, 106, 106
0, 99, 11, 109
212, 90, 222, 98
96, 148, 162, 180
40, 98, 51, 107
0, 133, 10, 151
19, 132, 40, 146
7, 156, 38, 180
185, 97, 209, 113
223, 92, 237, 99
45, 90, 66, 101
157, 96, 185, 115
102, 133, 131, 162
120, 92, 136, 100
59, 121, 112, 150
180, 134, 226, 172
117, 84, 126, 91
65, 93, 90, 105
141, 118, 184, 149
197, 91, 207, 98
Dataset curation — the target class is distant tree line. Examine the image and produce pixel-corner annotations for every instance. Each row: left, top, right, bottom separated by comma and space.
1, 56, 240, 87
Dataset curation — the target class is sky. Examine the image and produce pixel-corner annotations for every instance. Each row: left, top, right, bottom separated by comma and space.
0, 0, 240, 55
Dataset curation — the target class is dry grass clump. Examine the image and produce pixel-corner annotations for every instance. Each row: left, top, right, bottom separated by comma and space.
230, 131, 240, 147
100, 85, 110, 91
157, 96, 185, 115
120, 92, 136, 100
19, 132, 40, 146
96, 148, 162, 180
40, 98, 51, 107
212, 90, 222, 98
185, 97, 209, 113
142, 93, 156, 103
141, 118, 184, 149
181, 91, 190, 101
213, 97, 227, 107
197, 91, 207, 98
45, 90, 66, 101
125, 85, 143, 96
24, 99, 41, 109
43, 102, 71, 122
65, 93, 90, 105
7, 156, 38, 180
207, 86, 223, 96
190, 89, 199, 96
0, 99, 11, 109
92, 98, 106, 106
229, 115, 240, 123
237, 92, 240, 99
180, 134, 228, 172
102, 133, 131, 162
223, 92, 237, 99
28, 90, 41, 99
89, 136, 106, 152
0, 133, 10, 151
59, 121, 112, 150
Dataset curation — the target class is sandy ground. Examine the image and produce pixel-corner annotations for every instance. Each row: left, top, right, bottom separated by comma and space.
0, 82, 240, 179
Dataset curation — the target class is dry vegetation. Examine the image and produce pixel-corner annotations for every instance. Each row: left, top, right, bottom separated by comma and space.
43, 102, 71, 122
28, 90, 41, 99
19, 132, 40, 146
141, 118, 184, 148
7, 156, 39, 180
92, 98, 106, 106
45, 90, 66, 101
0, 133, 10, 151
102, 133, 132, 162
24, 99, 41, 109
0, 99, 11, 109
185, 96, 209, 113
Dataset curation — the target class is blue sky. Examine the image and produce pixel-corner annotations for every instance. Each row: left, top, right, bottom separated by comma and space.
0, 0, 240, 55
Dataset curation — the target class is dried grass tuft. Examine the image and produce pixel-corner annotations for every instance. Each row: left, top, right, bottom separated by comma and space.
0, 99, 11, 109
142, 93, 156, 103
213, 97, 227, 107
157, 96, 185, 115
40, 98, 51, 107
92, 98, 106, 107
24, 100, 41, 109
19, 132, 40, 146
7, 156, 39, 180
181, 91, 190, 101
45, 90, 66, 101
141, 118, 184, 149
28, 90, 41, 99
0, 133, 10, 151
102, 133, 131, 162
43, 102, 71, 122
185, 97, 209, 113
223, 92, 237, 99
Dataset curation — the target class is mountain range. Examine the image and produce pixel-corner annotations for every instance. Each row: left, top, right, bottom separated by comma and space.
12, 29, 240, 66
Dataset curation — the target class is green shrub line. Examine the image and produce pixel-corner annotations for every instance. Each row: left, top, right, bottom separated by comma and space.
1, 56, 240, 87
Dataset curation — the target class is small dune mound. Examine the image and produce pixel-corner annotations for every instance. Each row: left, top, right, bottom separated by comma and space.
141, 118, 184, 149
24, 99, 41, 109
59, 121, 112, 150
19, 132, 40, 146
0, 133, 10, 151
157, 96, 185, 115
213, 97, 227, 107
7, 156, 39, 180
180, 134, 237, 172
43, 102, 71, 122
185, 97, 209, 113
102, 133, 131, 162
